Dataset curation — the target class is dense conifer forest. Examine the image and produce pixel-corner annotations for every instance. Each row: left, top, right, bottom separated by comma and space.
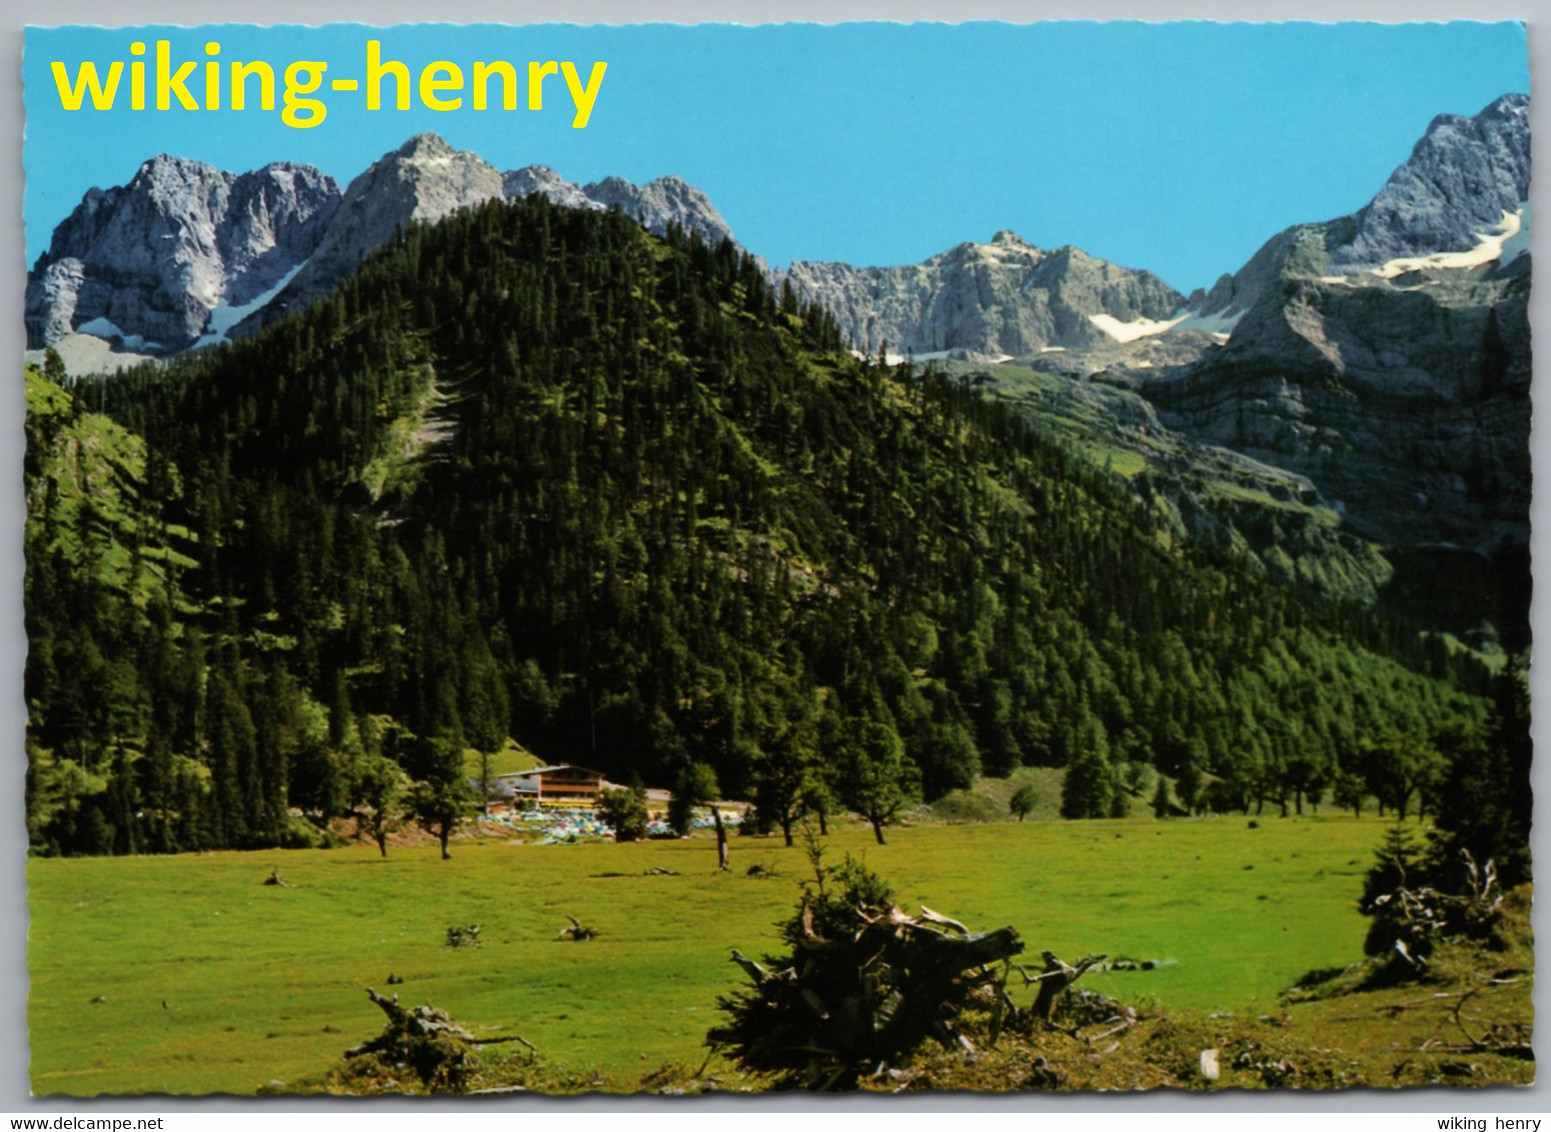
25, 196, 1500, 855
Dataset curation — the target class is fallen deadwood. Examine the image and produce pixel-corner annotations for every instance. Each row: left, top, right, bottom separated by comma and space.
1350, 976, 1534, 1062
344, 987, 480, 1092
263, 869, 287, 887
348, 987, 477, 1052
1452, 984, 1534, 1058
1367, 851, 1505, 971
471, 1033, 540, 1059
445, 924, 482, 948
917, 905, 969, 934
1087, 1015, 1138, 1043
710, 890, 1023, 1089
557, 914, 598, 941
1017, 950, 1107, 1023
343, 988, 539, 1093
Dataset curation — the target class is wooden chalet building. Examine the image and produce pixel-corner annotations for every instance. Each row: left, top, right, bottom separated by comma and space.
491, 764, 607, 810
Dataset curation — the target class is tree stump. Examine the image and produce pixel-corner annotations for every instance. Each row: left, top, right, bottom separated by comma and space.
1025, 950, 1106, 1022
342, 987, 538, 1093
712, 806, 730, 871
344, 987, 481, 1091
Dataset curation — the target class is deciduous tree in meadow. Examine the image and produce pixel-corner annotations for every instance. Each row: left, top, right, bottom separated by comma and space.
840, 719, 919, 846
404, 736, 476, 860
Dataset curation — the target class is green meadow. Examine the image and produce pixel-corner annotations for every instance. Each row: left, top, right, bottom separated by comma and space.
29, 815, 1390, 1096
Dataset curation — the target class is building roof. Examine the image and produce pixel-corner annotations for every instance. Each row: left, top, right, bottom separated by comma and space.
492, 764, 606, 782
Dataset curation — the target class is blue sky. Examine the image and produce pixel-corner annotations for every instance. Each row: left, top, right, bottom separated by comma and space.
23, 20, 1529, 294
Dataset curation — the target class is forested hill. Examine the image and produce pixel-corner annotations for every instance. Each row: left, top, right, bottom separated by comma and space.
27, 196, 1487, 855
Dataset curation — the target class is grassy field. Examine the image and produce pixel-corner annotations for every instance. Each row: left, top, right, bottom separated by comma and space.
28, 814, 1394, 1096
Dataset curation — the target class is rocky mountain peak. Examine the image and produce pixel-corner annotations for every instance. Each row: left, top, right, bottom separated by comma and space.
582, 173, 738, 247
500, 165, 739, 249
133, 153, 215, 186
1480, 91, 1529, 122
232, 134, 504, 335
394, 131, 459, 160
25, 154, 340, 351
364, 133, 503, 214
1152, 93, 1531, 555
786, 232, 1182, 357
932, 231, 1045, 271
584, 174, 635, 196
1040, 245, 1090, 267
1180, 93, 1530, 329
31, 132, 748, 358
502, 165, 602, 212
1327, 92, 1529, 274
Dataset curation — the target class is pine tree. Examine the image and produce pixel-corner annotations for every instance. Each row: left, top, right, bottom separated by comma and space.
1061, 717, 1115, 820
1429, 660, 1532, 887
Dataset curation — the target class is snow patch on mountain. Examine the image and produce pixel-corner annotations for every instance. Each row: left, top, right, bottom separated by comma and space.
1089, 313, 1187, 343
1321, 206, 1525, 282
1499, 201, 1530, 265
1171, 306, 1242, 335
194, 262, 306, 348
74, 317, 162, 352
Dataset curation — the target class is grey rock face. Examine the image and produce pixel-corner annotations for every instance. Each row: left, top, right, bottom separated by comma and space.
1150, 237, 1530, 552
581, 174, 737, 246
1181, 219, 1356, 325
25, 155, 340, 351
503, 165, 737, 247
242, 133, 505, 333
1103, 233, 1531, 575
1015, 329, 1223, 381
1183, 95, 1529, 326
502, 166, 603, 213
1328, 93, 1529, 273
1149, 94, 1532, 555
784, 230, 1184, 357
33, 135, 744, 360
26, 259, 87, 348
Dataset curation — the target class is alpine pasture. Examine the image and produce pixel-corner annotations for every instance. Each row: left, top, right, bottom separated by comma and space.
28, 814, 1387, 1095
